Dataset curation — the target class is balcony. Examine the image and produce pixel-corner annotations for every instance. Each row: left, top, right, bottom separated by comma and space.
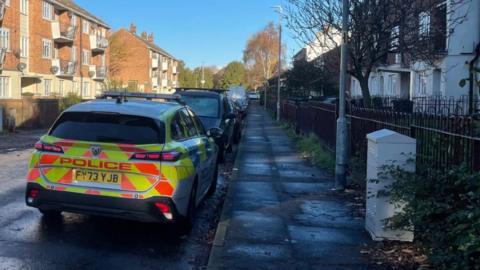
162, 62, 168, 71
52, 21, 77, 43
152, 57, 159, 69
90, 35, 108, 53
0, 0, 6, 20
51, 59, 77, 77
91, 66, 107, 81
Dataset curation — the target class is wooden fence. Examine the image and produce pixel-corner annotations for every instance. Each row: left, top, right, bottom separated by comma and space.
0, 98, 60, 129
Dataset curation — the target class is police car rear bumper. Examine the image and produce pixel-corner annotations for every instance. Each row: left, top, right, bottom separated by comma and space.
25, 183, 182, 223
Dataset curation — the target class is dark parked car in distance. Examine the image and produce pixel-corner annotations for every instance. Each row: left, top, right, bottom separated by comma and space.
175, 88, 236, 163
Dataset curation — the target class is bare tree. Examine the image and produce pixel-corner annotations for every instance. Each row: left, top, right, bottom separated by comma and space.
286, 0, 470, 107
243, 22, 285, 90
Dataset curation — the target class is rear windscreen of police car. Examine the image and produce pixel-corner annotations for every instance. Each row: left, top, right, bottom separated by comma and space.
50, 112, 165, 144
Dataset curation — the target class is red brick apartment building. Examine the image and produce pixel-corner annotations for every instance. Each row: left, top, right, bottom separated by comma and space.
0, 0, 110, 99
109, 24, 179, 93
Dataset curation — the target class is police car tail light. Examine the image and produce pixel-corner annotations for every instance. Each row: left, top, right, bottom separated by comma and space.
154, 202, 173, 220
27, 189, 39, 204
131, 151, 181, 162
35, 141, 64, 153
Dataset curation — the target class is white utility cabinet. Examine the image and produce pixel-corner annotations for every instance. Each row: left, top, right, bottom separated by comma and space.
365, 129, 416, 242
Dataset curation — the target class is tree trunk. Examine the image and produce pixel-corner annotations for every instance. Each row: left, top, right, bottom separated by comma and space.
359, 78, 372, 108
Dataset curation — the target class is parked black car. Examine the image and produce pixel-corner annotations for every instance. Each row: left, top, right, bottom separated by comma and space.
175, 88, 236, 163
229, 98, 244, 143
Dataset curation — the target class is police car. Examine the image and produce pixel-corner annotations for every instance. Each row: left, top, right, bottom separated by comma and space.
25, 92, 218, 233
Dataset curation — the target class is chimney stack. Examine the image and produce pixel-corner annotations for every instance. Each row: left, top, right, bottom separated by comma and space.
129, 23, 137, 34
141, 31, 148, 40
147, 33, 154, 43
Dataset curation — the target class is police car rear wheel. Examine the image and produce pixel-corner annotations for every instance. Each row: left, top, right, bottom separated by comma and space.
177, 180, 197, 235
206, 164, 218, 197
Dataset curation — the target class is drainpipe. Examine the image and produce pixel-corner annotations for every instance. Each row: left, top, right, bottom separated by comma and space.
468, 43, 480, 115
80, 18, 84, 99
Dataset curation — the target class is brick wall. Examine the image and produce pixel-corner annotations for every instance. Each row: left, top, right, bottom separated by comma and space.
109, 28, 150, 90
2, 0, 21, 71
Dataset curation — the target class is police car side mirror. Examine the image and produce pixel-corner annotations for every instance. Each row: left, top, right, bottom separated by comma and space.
207, 127, 223, 138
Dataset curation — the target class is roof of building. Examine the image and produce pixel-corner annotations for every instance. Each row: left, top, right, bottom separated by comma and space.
52, 0, 110, 28
66, 99, 181, 120
120, 29, 177, 61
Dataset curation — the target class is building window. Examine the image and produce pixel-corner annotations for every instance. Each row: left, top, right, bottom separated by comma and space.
58, 80, 64, 95
42, 1, 52, 20
419, 12, 430, 37
20, 0, 28, 14
0, 77, 10, 98
71, 46, 77, 61
417, 72, 428, 95
82, 81, 89, 96
73, 81, 78, 94
5, 0, 10, 7
82, 20, 90, 34
71, 14, 77, 26
42, 39, 52, 58
0, 28, 10, 50
390, 26, 399, 50
20, 36, 28, 57
81, 49, 90, 65
44, 79, 52, 96
127, 81, 138, 91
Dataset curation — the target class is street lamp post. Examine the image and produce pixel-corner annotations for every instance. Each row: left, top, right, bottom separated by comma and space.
201, 63, 205, 88
273, 6, 283, 122
335, 0, 349, 191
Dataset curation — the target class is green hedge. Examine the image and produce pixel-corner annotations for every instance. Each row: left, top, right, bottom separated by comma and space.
59, 93, 82, 112
385, 164, 480, 269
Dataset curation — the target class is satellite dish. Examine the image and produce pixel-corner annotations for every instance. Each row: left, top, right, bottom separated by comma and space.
17, 63, 27, 71
50, 66, 59, 74
88, 71, 95, 77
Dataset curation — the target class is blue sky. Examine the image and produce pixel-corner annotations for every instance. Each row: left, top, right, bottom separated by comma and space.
76, 0, 301, 69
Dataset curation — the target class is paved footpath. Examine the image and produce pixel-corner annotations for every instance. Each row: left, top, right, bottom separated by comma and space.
208, 103, 375, 270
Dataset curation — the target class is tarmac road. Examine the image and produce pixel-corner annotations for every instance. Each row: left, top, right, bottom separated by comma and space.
0, 145, 235, 270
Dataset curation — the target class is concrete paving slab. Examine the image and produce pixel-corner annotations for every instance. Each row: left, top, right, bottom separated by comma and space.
208, 103, 373, 270
288, 225, 370, 245
227, 211, 286, 243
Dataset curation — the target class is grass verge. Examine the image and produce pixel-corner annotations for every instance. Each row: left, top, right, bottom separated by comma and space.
279, 122, 335, 174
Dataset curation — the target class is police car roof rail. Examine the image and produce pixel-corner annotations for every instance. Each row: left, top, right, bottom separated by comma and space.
98, 91, 183, 104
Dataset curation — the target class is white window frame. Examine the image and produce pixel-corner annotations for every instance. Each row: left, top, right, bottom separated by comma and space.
0, 28, 10, 51
82, 20, 90, 34
0, 77, 10, 98
20, 0, 28, 15
82, 81, 89, 96
42, 39, 52, 59
58, 79, 64, 95
44, 79, 52, 96
71, 46, 77, 61
42, 1, 53, 20
71, 14, 77, 26
419, 11, 431, 37
390, 26, 399, 49
20, 35, 28, 57
81, 49, 90, 65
